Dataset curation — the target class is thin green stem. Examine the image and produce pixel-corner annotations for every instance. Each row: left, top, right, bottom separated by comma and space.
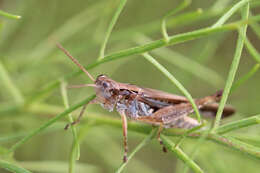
8, 95, 96, 153
142, 53, 201, 122
89, 114, 260, 160
216, 114, 260, 134
135, 33, 224, 87
208, 134, 260, 159
115, 128, 157, 173
183, 129, 211, 173
211, 3, 249, 131
0, 160, 32, 173
60, 80, 80, 161
5, 95, 260, 161
245, 37, 260, 63
161, 135, 204, 173
1, 16, 260, 115
98, 0, 127, 60
250, 12, 260, 39
231, 64, 260, 92
211, 0, 250, 28
161, 0, 191, 41
69, 122, 95, 173
0, 61, 24, 104
0, 10, 21, 19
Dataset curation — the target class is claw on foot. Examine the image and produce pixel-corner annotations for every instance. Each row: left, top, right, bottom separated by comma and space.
163, 146, 167, 153
123, 155, 128, 163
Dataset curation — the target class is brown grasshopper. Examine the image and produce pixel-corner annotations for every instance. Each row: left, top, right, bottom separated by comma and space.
56, 43, 235, 162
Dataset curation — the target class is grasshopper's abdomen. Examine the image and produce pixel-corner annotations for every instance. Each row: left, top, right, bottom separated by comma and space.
116, 98, 155, 119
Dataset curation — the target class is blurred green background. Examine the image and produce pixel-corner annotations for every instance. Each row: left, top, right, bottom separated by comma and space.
0, 0, 260, 173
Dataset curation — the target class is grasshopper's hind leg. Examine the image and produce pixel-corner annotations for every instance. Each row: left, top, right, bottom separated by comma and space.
157, 124, 167, 153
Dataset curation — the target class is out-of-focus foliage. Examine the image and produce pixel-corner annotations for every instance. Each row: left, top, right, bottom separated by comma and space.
0, 0, 260, 173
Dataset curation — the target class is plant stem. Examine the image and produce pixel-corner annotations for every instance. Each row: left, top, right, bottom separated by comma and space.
115, 128, 157, 173
211, 0, 250, 28
211, 2, 249, 131
0, 160, 32, 173
98, 0, 127, 60
143, 53, 201, 122
8, 95, 96, 153
216, 114, 260, 134
0, 61, 24, 104
161, 135, 204, 173
0, 10, 21, 19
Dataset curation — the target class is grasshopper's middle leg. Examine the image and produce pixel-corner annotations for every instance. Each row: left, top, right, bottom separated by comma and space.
157, 124, 167, 153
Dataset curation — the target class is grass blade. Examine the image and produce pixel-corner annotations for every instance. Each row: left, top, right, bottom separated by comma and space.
0, 61, 24, 104
0, 160, 32, 173
135, 34, 224, 87
98, 0, 127, 60
143, 53, 201, 122
245, 37, 260, 63
216, 114, 260, 134
161, 135, 204, 173
60, 81, 80, 162
161, 0, 191, 41
0, 10, 21, 19
115, 128, 157, 173
211, 2, 249, 131
8, 95, 96, 153
231, 63, 260, 92
212, 0, 249, 28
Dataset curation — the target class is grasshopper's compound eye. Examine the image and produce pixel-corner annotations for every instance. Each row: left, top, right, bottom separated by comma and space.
102, 82, 109, 88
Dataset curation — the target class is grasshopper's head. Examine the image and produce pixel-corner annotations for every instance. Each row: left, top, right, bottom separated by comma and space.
55, 43, 118, 111
94, 74, 120, 111
95, 74, 119, 97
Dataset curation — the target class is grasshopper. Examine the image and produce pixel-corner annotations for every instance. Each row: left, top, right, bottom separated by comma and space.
56, 43, 235, 162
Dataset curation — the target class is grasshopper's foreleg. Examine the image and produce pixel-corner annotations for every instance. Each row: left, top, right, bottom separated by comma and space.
64, 99, 96, 130
64, 103, 88, 130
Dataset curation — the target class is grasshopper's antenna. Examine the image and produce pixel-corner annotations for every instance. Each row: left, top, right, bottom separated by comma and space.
56, 42, 95, 82
68, 84, 97, 89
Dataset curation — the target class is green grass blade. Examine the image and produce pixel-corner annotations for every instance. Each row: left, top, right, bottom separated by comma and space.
216, 114, 260, 134
69, 122, 95, 173
211, 3, 249, 131
98, 0, 127, 60
60, 80, 80, 162
0, 160, 32, 173
161, 0, 191, 41
19, 160, 99, 173
245, 37, 260, 63
161, 135, 204, 173
183, 130, 210, 173
135, 34, 224, 87
1, 17, 258, 116
231, 64, 260, 92
212, 0, 249, 28
26, 2, 102, 64
0, 61, 24, 104
84, 114, 260, 160
143, 53, 201, 122
209, 134, 260, 159
250, 12, 260, 38
8, 95, 96, 153
115, 128, 157, 173
0, 10, 21, 19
